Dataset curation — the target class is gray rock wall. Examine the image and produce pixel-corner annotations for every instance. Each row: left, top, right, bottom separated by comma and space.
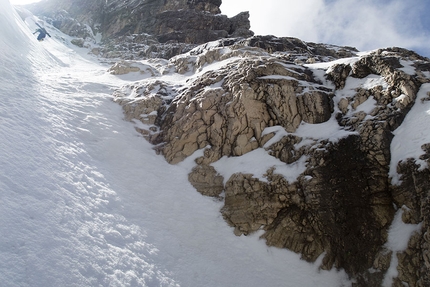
25, 1, 430, 284
114, 38, 430, 286
27, 0, 253, 44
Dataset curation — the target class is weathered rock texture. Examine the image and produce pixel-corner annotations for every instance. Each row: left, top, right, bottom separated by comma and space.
25, 0, 430, 285
113, 36, 430, 286
27, 0, 253, 49
390, 154, 430, 287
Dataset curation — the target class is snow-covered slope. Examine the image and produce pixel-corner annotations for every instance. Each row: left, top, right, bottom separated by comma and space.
111, 17, 430, 286
0, 1, 351, 286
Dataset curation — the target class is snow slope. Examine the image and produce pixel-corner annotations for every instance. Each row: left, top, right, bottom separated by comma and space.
389, 82, 430, 184
0, 1, 354, 286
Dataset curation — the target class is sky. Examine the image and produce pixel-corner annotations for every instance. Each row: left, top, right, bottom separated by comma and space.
221, 0, 430, 58
9, 0, 430, 57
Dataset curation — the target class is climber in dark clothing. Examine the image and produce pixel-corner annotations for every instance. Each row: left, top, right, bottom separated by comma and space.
33, 27, 51, 41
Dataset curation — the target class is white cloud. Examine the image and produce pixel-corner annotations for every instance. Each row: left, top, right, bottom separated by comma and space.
221, 0, 324, 40
314, 0, 428, 52
221, 0, 430, 57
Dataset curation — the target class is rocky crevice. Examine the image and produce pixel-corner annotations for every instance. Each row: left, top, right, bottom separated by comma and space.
390, 151, 430, 287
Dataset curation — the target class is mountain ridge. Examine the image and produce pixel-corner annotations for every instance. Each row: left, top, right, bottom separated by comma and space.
26, 0, 253, 44
22, 1, 430, 286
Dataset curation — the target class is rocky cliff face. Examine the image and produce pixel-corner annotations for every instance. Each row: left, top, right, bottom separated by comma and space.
27, 0, 253, 53
112, 38, 430, 286
25, 1, 430, 286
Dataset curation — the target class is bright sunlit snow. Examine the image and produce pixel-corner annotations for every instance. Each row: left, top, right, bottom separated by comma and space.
382, 207, 422, 286
212, 148, 308, 184
0, 1, 353, 286
390, 83, 430, 184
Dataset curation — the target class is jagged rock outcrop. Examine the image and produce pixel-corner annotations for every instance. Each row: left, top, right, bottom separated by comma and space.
22, 0, 430, 284
389, 151, 430, 287
27, 0, 253, 49
113, 36, 430, 286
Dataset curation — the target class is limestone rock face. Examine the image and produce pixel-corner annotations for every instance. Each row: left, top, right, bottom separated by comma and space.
114, 36, 430, 286
155, 10, 252, 44
27, 0, 253, 46
153, 57, 335, 163
390, 154, 430, 287
24, 0, 430, 284
188, 164, 224, 197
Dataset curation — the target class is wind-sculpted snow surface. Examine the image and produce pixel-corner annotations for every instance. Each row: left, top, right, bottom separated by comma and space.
1, 3, 180, 286
114, 36, 430, 286
1, 2, 352, 287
